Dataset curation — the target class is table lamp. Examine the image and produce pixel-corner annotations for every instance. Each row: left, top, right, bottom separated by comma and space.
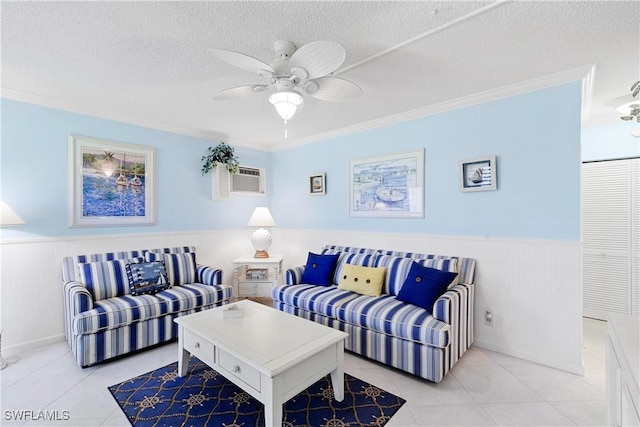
247, 207, 275, 258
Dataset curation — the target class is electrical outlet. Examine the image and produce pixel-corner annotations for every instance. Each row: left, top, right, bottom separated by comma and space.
485, 310, 493, 327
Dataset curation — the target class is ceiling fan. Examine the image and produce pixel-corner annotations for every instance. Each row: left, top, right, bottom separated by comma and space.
208, 40, 362, 136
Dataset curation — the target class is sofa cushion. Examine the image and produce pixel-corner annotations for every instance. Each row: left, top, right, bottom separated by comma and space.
333, 252, 378, 284
396, 262, 459, 310
374, 255, 459, 296
321, 245, 380, 255
126, 261, 170, 295
146, 252, 196, 286
336, 294, 451, 348
326, 245, 476, 286
73, 294, 169, 334
155, 283, 232, 312
301, 252, 340, 285
337, 264, 386, 297
77, 258, 144, 300
63, 251, 146, 282
271, 284, 360, 319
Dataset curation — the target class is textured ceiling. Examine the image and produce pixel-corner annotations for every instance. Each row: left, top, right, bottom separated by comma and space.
2, 1, 638, 150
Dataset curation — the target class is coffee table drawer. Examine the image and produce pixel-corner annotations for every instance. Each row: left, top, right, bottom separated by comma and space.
183, 330, 215, 366
218, 348, 261, 392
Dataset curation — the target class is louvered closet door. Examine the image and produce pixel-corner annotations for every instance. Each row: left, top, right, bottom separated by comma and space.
582, 159, 637, 319
632, 159, 640, 315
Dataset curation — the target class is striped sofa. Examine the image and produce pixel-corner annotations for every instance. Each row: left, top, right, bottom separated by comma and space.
62, 246, 232, 367
272, 245, 476, 383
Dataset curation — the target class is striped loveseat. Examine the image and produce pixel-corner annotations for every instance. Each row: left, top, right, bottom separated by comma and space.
62, 246, 232, 367
272, 245, 476, 383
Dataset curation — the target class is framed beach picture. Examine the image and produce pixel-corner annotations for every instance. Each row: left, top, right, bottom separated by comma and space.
349, 149, 424, 218
459, 155, 497, 192
309, 173, 326, 195
68, 135, 155, 227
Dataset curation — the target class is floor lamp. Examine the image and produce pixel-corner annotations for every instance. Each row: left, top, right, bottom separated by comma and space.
0, 200, 26, 369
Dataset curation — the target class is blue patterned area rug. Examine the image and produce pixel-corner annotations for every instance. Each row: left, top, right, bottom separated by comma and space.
109, 357, 406, 427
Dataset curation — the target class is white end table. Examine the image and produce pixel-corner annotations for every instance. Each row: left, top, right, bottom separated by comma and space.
232, 254, 283, 298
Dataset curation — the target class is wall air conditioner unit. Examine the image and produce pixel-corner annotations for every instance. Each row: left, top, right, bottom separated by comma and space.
211, 165, 266, 200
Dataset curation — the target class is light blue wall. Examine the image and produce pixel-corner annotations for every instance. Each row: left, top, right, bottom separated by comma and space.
2, 82, 583, 241
582, 121, 639, 162
0, 99, 270, 239
271, 82, 582, 240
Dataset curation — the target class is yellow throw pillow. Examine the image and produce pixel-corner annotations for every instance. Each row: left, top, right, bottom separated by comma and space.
337, 263, 387, 297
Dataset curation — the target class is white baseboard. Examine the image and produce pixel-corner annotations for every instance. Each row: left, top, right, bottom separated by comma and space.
4, 334, 66, 356
474, 338, 584, 376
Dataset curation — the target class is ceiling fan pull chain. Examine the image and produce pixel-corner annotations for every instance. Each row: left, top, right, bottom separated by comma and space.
284, 118, 288, 138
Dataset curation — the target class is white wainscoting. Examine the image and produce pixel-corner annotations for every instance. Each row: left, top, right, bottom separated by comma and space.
1, 228, 583, 376
0, 230, 252, 353
274, 229, 584, 375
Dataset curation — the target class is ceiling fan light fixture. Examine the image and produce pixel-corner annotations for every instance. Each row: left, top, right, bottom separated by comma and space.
268, 90, 303, 121
616, 101, 640, 117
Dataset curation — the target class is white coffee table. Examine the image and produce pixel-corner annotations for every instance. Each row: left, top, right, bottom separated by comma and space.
174, 299, 348, 427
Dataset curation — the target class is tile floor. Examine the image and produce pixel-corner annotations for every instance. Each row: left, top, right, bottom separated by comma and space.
0, 318, 607, 426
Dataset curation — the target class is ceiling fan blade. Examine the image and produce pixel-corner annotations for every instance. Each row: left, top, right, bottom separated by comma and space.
208, 48, 275, 77
307, 77, 362, 102
289, 41, 346, 79
213, 85, 266, 101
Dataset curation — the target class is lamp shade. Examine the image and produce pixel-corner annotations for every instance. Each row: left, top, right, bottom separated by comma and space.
268, 91, 303, 121
0, 200, 25, 226
247, 207, 276, 227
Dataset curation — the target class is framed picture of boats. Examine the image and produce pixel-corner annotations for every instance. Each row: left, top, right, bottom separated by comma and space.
309, 173, 326, 195
68, 135, 155, 227
349, 149, 424, 218
459, 155, 497, 192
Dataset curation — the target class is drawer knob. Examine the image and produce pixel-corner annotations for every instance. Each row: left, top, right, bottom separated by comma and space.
194, 342, 200, 349
233, 365, 241, 374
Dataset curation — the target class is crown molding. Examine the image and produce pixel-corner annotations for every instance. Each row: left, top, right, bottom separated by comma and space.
2, 63, 596, 154
274, 63, 597, 151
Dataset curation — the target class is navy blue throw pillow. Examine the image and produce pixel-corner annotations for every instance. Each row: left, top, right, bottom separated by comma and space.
301, 252, 340, 285
396, 262, 458, 310
126, 261, 170, 295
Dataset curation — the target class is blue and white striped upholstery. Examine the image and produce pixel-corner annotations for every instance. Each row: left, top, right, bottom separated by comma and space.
62, 246, 230, 367
73, 294, 170, 334
271, 284, 360, 318
336, 293, 450, 347
76, 258, 143, 300
273, 245, 476, 383
146, 252, 197, 286
275, 302, 452, 383
156, 283, 232, 312
374, 255, 459, 295
321, 245, 476, 285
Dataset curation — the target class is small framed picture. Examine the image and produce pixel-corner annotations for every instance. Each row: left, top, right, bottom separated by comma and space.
459, 156, 497, 192
309, 173, 326, 195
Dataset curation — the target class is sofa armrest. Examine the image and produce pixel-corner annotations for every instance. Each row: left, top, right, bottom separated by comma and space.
196, 265, 223, 286
433, 283, 474, 364
64, 281, 94, 313
63, 281, 94, 343
286, 266, 305, 285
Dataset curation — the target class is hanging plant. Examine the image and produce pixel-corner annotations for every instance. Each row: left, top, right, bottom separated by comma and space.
201, 142, 239, 175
